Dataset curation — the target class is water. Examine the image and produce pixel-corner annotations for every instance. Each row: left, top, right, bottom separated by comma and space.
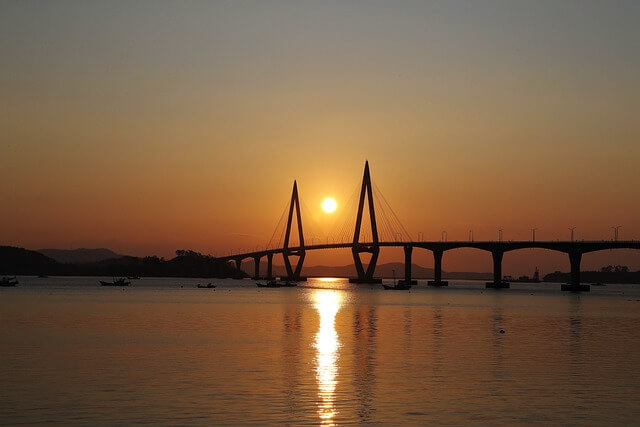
2, 277, 640, 425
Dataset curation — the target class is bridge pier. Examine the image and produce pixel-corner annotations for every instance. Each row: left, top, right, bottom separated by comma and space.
252, 256, 261, 280
233, 258, 243, 279
282, 250, 307, 282
399, 245, 417, 286
349, 245, 382, 283
561, 251, 590, 292
266, 253, 274, 280
427, 249, 448, 286
486, 251, 510, 288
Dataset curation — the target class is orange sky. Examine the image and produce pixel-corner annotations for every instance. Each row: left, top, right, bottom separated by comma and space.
1, 1, 639, 274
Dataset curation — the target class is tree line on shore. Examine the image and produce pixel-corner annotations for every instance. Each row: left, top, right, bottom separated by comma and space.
543, 265, 640, 284
0, 246, 246, 278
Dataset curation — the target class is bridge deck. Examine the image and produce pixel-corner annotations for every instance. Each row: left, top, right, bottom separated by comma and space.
219, 240, 640, 261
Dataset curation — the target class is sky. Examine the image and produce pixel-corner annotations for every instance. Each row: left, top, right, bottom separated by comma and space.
1, 0, 639, 274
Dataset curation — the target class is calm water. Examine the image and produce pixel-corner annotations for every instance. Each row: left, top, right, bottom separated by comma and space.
1, 277, 640, 425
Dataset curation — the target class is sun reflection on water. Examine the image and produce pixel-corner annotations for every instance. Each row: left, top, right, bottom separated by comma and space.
313, 289, 343, 425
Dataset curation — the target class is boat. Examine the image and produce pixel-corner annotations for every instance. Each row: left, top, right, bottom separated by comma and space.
382, 270, 411, 290
1, 276, 18, 287
382, 283, 412, 290
100, 278, 131, 286
37, 275, 48, 278
256, 280, 285, 288
127, 276, 141, 280
197, 283, 216, 288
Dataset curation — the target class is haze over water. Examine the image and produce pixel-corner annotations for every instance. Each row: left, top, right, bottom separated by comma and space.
2, 277, 639, 425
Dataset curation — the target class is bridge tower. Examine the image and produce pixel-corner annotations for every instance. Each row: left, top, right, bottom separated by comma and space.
349, 161, 382, 284
281, 180, 306, 281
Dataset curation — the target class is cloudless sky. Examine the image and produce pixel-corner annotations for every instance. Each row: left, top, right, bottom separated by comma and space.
2, 1, 639, 273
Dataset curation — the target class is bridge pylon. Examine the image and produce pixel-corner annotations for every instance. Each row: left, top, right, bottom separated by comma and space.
281, 180, 306, 281
349, 161, 382, 284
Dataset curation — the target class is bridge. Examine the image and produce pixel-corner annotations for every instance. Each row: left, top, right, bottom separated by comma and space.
219, 162, 639, 292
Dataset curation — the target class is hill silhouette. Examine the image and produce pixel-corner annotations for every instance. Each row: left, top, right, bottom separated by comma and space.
38, 248, 122, 264
0, 246, 245, 278
0, 246, 59, 275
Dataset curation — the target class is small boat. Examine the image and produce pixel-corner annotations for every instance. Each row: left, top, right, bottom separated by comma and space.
100, 278, 131, 287
382, 270, 411, 290
197, 283, 216, 289
256, 280, 284, 288
37, 275, 48, 278
1, 276, 18, 286
382, 283, 412, 290
127, 276, 141, 280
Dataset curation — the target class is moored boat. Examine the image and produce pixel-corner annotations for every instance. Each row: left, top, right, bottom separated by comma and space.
382, 283, 412, 290
382, 269, 411, 290
197, 283, 216, 288
1, 276, 18, 286
100, 278, 131, 286
256, 280, 286, 288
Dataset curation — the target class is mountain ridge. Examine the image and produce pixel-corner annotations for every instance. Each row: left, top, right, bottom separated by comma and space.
37, 248, 123, 264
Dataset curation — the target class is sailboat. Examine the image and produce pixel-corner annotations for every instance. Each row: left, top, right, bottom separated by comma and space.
382, 269, 411, 290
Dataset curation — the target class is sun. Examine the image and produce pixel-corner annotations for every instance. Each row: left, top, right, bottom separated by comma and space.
321, 197, 337, 213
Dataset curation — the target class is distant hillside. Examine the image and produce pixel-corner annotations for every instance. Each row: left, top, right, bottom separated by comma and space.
38, 248, 122, 264
63, 254, 246, 278
252, 261, 492, 280
0, 246, 59, 275
1, 246, 245, 278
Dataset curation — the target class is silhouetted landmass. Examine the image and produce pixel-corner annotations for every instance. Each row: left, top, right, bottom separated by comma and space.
38, 248, 122, 264
0, 246, 245, 278
256, 261, 492, 280
544, 265, 640, 284
0, 246, 59, 275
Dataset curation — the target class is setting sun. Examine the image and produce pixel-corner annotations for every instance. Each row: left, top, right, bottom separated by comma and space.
321, 198, 337, 213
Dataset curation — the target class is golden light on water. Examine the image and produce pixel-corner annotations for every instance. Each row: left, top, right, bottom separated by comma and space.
313, 289, 343, 425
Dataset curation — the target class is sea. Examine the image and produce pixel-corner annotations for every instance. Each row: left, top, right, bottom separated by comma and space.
1, 277, 639, 425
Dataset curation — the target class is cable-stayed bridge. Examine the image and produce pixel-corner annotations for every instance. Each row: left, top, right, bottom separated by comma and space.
219, 162, 639, 292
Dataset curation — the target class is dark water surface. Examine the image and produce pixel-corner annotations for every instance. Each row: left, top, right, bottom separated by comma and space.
2, 277, 640, 425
